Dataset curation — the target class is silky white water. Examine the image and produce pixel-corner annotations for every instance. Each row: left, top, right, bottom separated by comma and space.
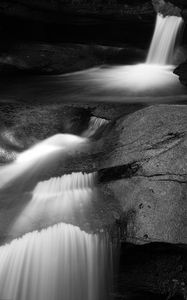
55, 13, 185, 96
147, 14, 183, 65
83, 116, 109, 137
11, 172, 97, 237
0, 167, 111, 300
0, 223, 110, 300
0, 133, 86, 189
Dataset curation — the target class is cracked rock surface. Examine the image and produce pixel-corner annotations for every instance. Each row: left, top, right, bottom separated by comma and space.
98, 105, 187, 244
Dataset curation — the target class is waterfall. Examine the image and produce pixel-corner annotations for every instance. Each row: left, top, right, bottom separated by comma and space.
11, 172, 97, 237
0, 223, 111, 300
0, 170, 112, 300
147, 14, 183, 65
83, 116, 109, 137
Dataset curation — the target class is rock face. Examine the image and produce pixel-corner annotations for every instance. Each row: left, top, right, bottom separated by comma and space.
0, 105, 186, 246
115, 243, 187, 299
174, 61, 187, 86
0, 0, 154, 47
98, 105, 187, 245
152, 0, 181, 16
0, 0, 153, 21
0, 43, 145, 75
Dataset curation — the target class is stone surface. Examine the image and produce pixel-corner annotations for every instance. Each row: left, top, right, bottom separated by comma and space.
114, 243, 187, 299
0, 42, 145, 75
0, 0, 153, 22
152, 0, 181, 16
174, 61, 187, 86
0, 101, 145, 163
0, 1, 155, 48
98, 105, 187, 245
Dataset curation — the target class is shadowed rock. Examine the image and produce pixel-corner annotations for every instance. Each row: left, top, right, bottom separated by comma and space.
152, 0, 181, 16
174, 61, 187, 86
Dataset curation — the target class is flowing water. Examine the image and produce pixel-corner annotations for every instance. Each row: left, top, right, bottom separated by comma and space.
0, 133, 87, 189
0, 157, 112, 299
84, 116, 109, 137
11, 172, 97, 237
147, 14, 183, 65
0, 223, 111, 300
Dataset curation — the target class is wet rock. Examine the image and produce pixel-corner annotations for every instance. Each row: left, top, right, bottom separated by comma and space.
152, 0, 181, 16
0, 103, 91, 150
0, 1, 155, 47
115, 242, 187, 299
0, 43, 145, 75
169, 0, 187, 9
174, 61, 187, 86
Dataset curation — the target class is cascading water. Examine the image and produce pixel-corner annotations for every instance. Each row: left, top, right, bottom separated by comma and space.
147, 14, 183, 65
0, 223, 111, 300
0, 133, 87, 189
0, 164, 112, 299
0, 132, 113, 300
11, 172, 97, 237
83, 116, 109, 137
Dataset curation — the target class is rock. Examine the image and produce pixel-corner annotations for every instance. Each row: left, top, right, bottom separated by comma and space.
152, 0, 181, 16
174, 60, 187, 86
98, 105, 187, 245
182, 8, 187, 22
115, 242, 187, 299
169, 0, 187, 9
0, 0, 153, 22
0, 43, 145, 75
0, 1, 155, 47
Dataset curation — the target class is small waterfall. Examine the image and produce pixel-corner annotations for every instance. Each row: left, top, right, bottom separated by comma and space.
0, 223, 111, 300
83, 116, 109, 137
11, 172, 97, 237
147, 14, 183, 65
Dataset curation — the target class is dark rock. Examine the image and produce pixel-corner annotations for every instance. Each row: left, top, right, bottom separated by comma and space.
174, 61, 187, 86
114, 242, 187, 299
0, 0, 153, 22
0, 1, 155, 48
168, 0, 187, 9
152, 0, 181, 16
0, 42, 145, 75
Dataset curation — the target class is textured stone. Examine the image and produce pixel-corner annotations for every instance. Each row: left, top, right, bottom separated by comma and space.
152, 0, 181, 16
174, 61, 187, 86
98, 105, 187, 245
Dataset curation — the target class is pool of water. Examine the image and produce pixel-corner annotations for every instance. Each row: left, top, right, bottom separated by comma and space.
0, 64, 186, 104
